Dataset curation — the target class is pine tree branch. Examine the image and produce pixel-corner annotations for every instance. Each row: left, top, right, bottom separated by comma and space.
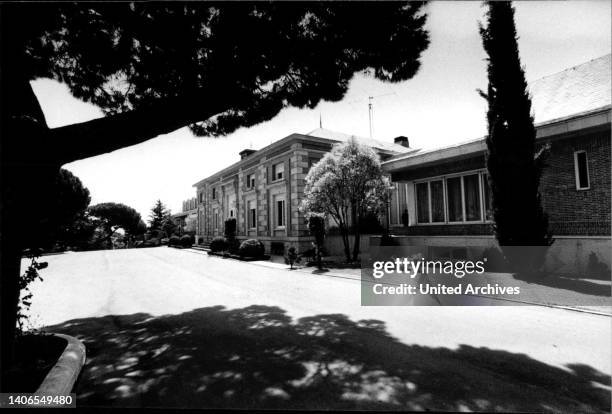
48, 85, 251, 165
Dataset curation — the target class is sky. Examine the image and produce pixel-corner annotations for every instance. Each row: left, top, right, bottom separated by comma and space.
31, 1, 611, 220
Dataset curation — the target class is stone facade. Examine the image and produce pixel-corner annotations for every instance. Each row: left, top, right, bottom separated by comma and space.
193, 131, 409, 254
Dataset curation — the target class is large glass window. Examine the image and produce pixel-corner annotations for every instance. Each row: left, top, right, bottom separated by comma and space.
464, 174, 481, 221
416, 183, 429, 223
446, 177, 463, 222
390, 184, 399, 224
414, 171, 492, 225
398, 184, 408, 224
430, 180, 445, 223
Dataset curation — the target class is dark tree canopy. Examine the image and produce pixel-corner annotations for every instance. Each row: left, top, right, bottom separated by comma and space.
8, 2, 429, 163
479, 2, 552, 271
88, 202, 143, 239
36, 168, 91, 249
0, 2, 430, 370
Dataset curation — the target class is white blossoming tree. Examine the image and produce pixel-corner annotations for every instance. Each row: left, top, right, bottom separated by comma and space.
300, 138, 392, 262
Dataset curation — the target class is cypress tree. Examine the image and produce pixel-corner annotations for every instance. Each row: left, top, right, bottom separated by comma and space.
479, 1, 552, 274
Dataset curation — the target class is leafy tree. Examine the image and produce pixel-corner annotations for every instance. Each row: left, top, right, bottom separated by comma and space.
148, 200, 170, 231
88, 203, 143, 249
161, 217, 178, 239
0, 2, 429, 370
479, 2, 552, 274
40, 169, 91, 250
301, 139, 391, 262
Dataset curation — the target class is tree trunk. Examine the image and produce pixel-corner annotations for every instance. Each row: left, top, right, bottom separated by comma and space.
351, 210, 361, 262
352, 229, 361, 263
340, 224, 351, 263
0, 48, 58, 377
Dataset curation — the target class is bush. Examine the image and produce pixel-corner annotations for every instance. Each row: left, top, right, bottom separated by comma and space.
210, 236, 228, 253
239, 239, 265, 258
144, 237, 160, 247
180, 234, 195, 248
160, 237, 169, 245
197, 237, 204, 245
169, 235, 180, 247
285, 246, 301, 269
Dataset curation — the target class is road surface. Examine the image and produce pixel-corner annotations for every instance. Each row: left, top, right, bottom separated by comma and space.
23, 247, 612, 411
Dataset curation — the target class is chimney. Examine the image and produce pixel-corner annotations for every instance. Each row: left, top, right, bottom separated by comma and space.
394, 136, 409, 148
239, 149, 257, 160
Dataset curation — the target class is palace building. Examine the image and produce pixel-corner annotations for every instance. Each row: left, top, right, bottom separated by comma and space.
192, 128, 412, 254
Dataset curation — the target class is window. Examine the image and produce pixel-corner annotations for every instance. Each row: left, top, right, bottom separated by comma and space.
416, 182, 429, 224
389, 184, 399, 224
198, 192, 203, 203
446, 177, 463, 222
212, 188, 216, 199
246, 173, 255, 189
275, 198, 286, 227
463, 174, 481, 221
430, 180, 445, 222
574, 151, 590, 190
248, 201, 256, 229
414, 171, 492, 225
416, 180, 445, 224
272, 162, 284, 181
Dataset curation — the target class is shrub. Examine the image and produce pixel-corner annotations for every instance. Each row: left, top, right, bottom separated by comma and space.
197, 237, 204, 245
169, 235, 180, 247
210, 236, 228, 253
239, 239, 265, 258
180, 234, 195, 247
285, 246, 301, 269
144, 237, 160, 247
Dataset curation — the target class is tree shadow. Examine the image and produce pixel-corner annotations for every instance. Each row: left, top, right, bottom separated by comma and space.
514, 273, 611, 297
45, 306, 610, 412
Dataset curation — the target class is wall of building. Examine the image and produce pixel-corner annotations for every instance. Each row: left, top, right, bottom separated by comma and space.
195, 139, 328, 254
540, 129, 611, 236
389, 128, 611, 238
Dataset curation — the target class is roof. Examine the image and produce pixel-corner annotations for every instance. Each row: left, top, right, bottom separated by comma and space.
192, 128, 414, 187
384, 54, 612, 170
305, 128, 414, 154
530, 54, 611, 125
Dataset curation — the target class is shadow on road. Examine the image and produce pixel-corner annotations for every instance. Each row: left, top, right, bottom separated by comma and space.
45, 305, 610, 412
514, 274, 611, 297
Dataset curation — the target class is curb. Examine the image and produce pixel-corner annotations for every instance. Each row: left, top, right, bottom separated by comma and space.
35, 333, 86, 396
185, 247, 611, 317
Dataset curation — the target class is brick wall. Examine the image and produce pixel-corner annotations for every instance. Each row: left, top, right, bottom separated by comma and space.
540, 130, 611, 236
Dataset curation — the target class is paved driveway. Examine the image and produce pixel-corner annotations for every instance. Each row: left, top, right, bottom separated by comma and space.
24, 247, 611, 411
